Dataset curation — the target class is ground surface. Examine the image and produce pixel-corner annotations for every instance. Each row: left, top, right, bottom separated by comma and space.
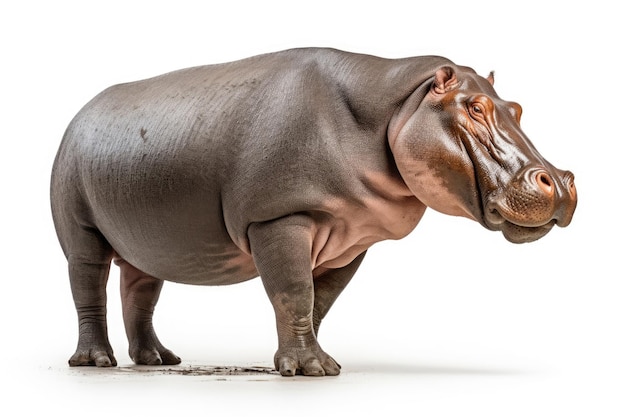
16, 349, 623, 416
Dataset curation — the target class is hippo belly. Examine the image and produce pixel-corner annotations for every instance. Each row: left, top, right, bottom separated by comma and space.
108, 225, 259, 286
87, 165, 423, 285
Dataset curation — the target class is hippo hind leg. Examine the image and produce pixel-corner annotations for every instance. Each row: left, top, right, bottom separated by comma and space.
65, 230, 117, 367
114, 257, 181, 366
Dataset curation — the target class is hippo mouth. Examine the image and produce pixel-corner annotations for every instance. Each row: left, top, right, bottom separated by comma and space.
499, 219, 555, 243
484, 208, 556, 243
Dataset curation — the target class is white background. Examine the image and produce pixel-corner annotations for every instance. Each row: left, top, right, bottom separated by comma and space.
1, 1, 624, 415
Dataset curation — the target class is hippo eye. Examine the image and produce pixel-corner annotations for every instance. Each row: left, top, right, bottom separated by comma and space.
469, 102, 485, 118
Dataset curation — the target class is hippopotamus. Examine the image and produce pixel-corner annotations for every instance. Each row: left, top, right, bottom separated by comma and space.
50, 47, 577, 377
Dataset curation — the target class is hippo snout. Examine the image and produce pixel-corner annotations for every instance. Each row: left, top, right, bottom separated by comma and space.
485, 166, 577, 243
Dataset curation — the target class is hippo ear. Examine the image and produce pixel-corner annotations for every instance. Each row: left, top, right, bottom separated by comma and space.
487, 71, 495, 86
433, 66, 459, 94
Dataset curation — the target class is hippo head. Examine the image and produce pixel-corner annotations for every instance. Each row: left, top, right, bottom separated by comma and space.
388, 65, 577, 243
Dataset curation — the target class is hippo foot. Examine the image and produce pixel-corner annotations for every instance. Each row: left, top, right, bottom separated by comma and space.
129, 344, 181, 366
69, 346, 118, 367
274, 347, 341, 377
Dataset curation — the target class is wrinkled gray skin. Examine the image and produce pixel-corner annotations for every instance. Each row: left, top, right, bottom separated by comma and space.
51, 48, 577, 376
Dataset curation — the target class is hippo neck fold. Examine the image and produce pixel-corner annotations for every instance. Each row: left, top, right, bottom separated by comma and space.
311, 48, 453, 133
386, 76, 436, 149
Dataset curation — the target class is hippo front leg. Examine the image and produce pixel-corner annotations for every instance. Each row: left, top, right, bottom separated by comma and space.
249, 214, 340, 377
312, 251, 366, 336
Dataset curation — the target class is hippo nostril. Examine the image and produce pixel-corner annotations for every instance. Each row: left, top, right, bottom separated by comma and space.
535, 171, 554, 196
